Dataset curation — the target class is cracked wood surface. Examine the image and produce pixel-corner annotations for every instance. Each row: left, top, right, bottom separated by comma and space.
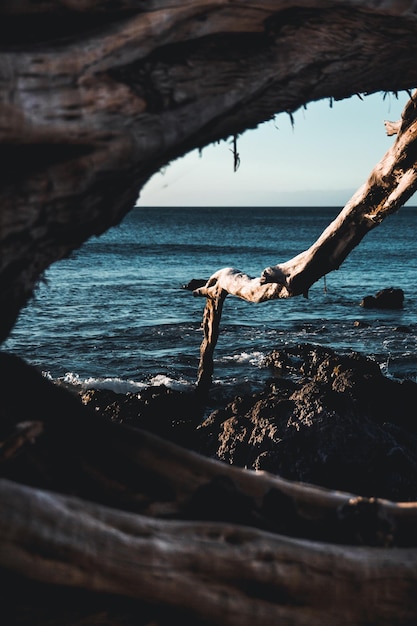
2, 1, 417, 339
3, 476, 417, 626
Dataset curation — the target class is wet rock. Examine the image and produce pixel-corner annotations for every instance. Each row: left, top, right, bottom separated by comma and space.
182, 279, 207, 291
81, 384, 203, 449
353, 320, 371, 328
80, 343, 417, 502
395, 325, 412, 333
197, 344, 417, 501
360, 287, 404, 309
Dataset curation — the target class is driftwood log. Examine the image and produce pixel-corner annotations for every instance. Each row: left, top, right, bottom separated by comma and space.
3, 353, 417, 625
4, 480, 417, 626
3, 2, 417, 625
2, 0, 417, 342
194, 91, 417, 392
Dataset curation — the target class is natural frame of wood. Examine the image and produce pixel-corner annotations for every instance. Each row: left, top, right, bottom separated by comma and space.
2, 1, 417, 340
3, 2, 417, 624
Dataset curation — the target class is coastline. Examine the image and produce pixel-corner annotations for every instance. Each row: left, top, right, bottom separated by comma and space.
75, 341, 417, 504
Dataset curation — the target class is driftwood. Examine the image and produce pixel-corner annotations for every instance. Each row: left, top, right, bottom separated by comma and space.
3, 3, 417, 624
3, 353, 417, 625
194, 91, 417, 392
4, 478, 417, 626
2, 1, 417, 341
2, 353, 415, 543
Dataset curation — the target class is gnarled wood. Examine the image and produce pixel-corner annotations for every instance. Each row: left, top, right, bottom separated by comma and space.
3, 477, 417, 626
3, 3, 417, 624
4, 352, 417, 547
2, 1, 417, 340
194, 92, 417, 391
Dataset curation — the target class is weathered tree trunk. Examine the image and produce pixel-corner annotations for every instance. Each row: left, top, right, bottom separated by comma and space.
3, 3, 417, 625
194, 91, 417, 391
2, 1, 417, 341
3, 353, 417, 624
4, 476, 417, 626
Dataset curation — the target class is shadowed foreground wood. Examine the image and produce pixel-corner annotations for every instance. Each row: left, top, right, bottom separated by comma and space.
4, 351, 417, 546
3, 3, 417, 623
3, 476, 417, 626
3, 354, 417, 624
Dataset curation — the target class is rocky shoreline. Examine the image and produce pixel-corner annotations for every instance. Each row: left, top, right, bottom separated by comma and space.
80, 342, 417, 503
3, 343, 417, 626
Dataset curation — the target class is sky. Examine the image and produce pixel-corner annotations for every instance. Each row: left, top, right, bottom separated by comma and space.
137, 90, 414, 208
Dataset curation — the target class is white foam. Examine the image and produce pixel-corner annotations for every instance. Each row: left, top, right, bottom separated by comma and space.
220, 351, 266, 367
149, 374, 194, 391
43, 370, 147, 394
43, 370, 193, 394
82, 376, 148, 394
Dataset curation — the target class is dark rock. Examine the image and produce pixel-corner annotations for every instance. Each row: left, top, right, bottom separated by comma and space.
78, 343, 417, 502
360, 287, 404, 309
80, 384, 204, 449
353, 320, 371, 328
196, 344, 417, 502
182, 279, 207, 291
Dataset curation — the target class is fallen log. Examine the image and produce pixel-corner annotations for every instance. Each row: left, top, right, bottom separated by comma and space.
194, 91, 417, 392
2, 1, 417, 341
3, 352, 417, 542
3, 476, 417, 626
4, 354, 417, 625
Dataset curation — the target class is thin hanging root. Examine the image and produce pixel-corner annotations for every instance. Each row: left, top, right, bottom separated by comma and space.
231, 134, 240, 171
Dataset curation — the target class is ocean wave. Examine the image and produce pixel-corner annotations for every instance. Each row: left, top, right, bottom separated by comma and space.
219, 350, 266, 367
43, 370, 194, 394
6, 206, 417, 391
148, 374, 195, 391
46, 371, 147, 393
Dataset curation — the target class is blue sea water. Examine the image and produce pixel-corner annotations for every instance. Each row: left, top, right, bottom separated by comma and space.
3, 205, 417, 397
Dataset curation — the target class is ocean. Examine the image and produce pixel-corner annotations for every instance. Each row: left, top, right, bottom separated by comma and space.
3, 205, 417, 399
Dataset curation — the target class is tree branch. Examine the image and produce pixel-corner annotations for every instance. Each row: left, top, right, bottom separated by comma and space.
3, 477, 417, 626
194, 91, 417, 391
3, 2, 417, 340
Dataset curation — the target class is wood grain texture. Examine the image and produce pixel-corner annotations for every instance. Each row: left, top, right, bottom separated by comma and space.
2, 476, 417, 626
1, 1, 417, 339
2, 353, 417, 623
3, 4, 417, 623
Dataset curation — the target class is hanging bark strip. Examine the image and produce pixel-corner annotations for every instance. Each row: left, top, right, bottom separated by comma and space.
194, 92, 417, 392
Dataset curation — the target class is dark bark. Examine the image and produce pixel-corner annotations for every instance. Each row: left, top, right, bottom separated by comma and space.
1, 1, 417, 340
3, 476, 417, 626
3, 351, 417, 625
3, 3, 417, 624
